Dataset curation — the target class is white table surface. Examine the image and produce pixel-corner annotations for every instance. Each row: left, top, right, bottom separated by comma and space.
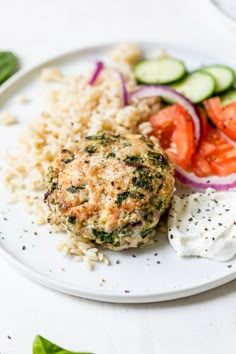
1, 0, 236, 353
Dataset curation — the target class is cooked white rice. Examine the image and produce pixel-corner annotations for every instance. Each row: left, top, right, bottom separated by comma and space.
0, 112, 17, 125
2, 43, 160, 269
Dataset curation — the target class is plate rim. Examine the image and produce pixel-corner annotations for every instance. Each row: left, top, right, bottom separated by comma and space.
0, 41, 236, 303
208, 0, 236, 29
1, 243, 235, 303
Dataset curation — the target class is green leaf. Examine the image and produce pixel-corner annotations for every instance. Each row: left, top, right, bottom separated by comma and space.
33, 335, 92, 354
0, 51, 18, 84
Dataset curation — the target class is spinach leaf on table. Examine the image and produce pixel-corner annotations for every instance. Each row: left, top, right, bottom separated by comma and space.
0, 52, 18, 84
33, 335, 92, 354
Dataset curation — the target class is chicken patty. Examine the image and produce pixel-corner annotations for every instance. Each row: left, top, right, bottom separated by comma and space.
45, 133, 175, 250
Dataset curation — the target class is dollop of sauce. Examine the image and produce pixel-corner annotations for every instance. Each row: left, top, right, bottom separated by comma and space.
168, 190, 236, 261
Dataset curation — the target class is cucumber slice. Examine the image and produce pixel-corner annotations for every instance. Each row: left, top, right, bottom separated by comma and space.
133, 57, 186, 84
200, 65, 235, 93
221, 89, 236, 106
171, 72, 215, 103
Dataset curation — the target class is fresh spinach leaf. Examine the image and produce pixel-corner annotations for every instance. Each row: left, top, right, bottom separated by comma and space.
0, 52, 18, 84
33, 335, 92, 354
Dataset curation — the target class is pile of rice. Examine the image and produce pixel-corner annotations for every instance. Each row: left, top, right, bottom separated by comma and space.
2, 43, 161, 269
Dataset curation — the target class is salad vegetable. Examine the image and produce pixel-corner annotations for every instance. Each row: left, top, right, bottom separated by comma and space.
88, 61, 104, 85
132, 54, 236, 189
221, 89, 236, 106
130, 85, 201, 143
133, 57, 186, 84
191, 122, 236, 177
204, 97, 236, 141
170, 71, 215, 103
117, 71, 128, 106
33, 335, 92, 354
175, 166, 236, 191
150, 104, 195, 169
199, 65, 235, 93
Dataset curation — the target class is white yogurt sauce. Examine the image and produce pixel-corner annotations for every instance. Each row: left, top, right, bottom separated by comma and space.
168, 189, 236, 261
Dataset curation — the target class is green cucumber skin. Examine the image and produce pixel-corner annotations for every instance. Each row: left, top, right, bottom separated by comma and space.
0, 52, 18, 84
221, 89, 236, 106
198, 65, 235, 94
133, 58, 186, 85
170, 72, 215, 103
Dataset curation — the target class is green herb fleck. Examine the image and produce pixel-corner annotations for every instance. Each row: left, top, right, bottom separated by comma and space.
84, 145, 96, 154
141, 227, 154, 238
155, 200, 163, 210
132, 167, 153, 192
123, 142, 132, 147
116, 190, 144, 207
147, 151, 169, 166
146, 143, 154, 149
61, 150, 75, 164
92, 229, 113, 243
116, 191, 129, 207
139, 135, 154, 148
79, 200, 88, 205
86, 133, 106, 141
66, 185, 86, 193
106, 152, 116, 159
62, 157, 74, 164
124, 155, 144, 164
46, 166, 54, 183
129, 192, 145, 200
68, 215, 77, 224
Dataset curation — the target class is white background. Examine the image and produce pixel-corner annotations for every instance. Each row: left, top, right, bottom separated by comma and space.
1, 0, 236, 353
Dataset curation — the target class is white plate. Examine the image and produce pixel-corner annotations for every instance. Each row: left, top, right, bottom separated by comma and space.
209, 0, 236, 30
0, 42, 235, 303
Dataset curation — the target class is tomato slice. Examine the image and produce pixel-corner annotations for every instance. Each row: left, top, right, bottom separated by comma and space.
192, 151, 213, 177
191, 122, 236, 177
210, 157, 236, 176
204, 97, 236, 141
150, 104, 195, 169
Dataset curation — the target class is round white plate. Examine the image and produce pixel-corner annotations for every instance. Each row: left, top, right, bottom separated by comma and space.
0, 42, 235, 303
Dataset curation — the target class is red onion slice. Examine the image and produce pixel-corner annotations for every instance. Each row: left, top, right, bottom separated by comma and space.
175, 166, 236, 191
130, 85, 201, 144
118, 72, 128, 106
89, 61, 104, 85
218, 129, 236, 148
